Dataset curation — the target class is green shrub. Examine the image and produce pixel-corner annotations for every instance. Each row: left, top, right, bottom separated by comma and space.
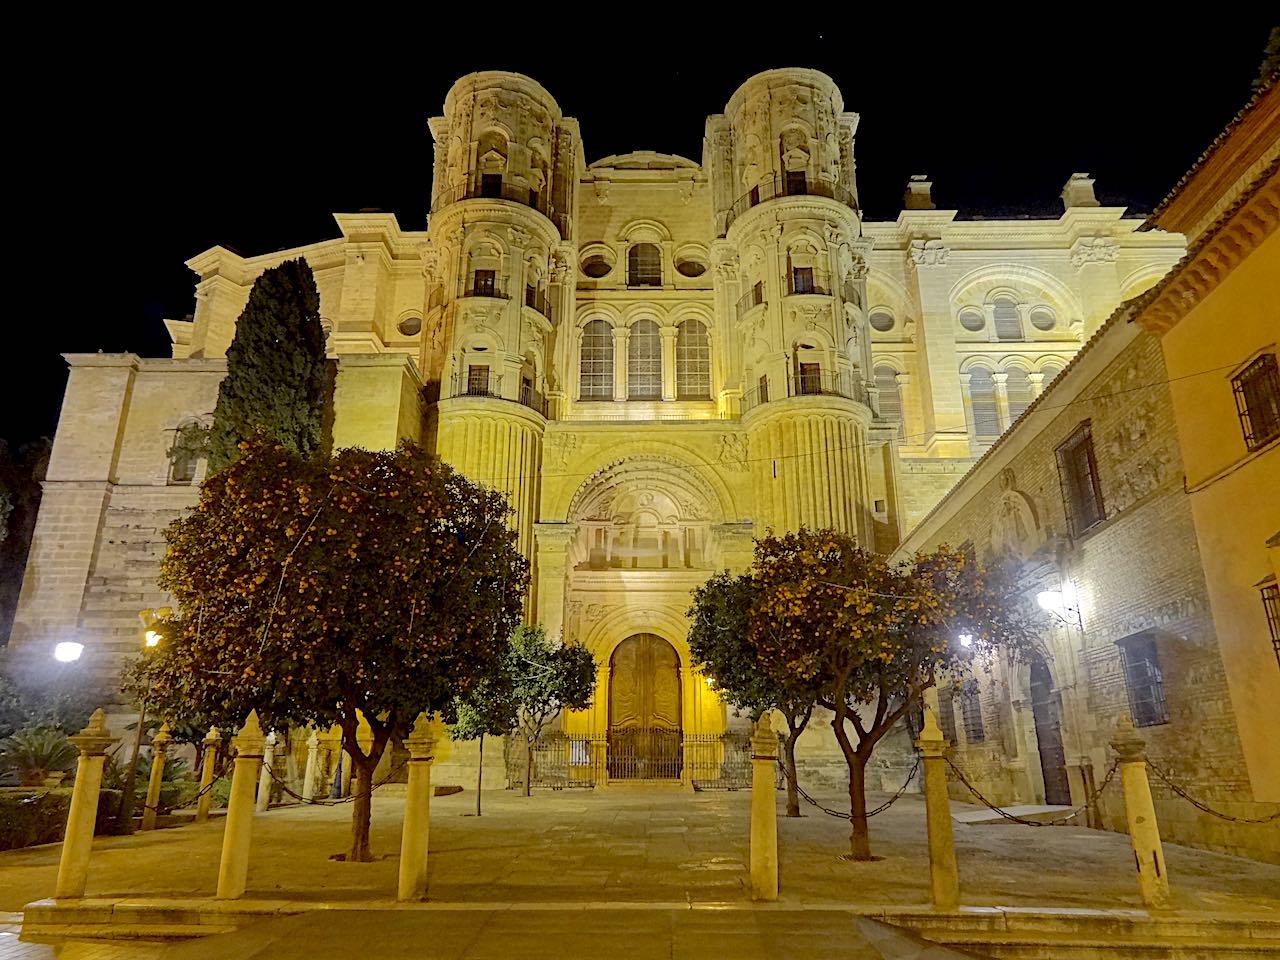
0, 728, 77, 786
0, 788, 123, 851
101, 752, 196, 814
209, 775, 231, 809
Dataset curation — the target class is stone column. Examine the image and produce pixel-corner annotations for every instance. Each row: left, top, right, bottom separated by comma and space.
54, 709, 118, 899
916, 709, 960, 911
255, 732, 277, 814
140, 722, 172, 831
1028, 372, 1046, 399
750, 713, 779, 901
903, 229, 968, 457
991, 372, 1011, 432
398, 713, 439, 901
302, 729, 321, 802
217, 711, 265, 900
660, 325, 678, 400
1110, 716, 1171, 909
533, 523, 574, 642
196, 727, 220, 824
612, 326, 630, 401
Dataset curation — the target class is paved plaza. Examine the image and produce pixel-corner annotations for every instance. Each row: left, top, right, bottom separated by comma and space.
1, 786, 1277, 957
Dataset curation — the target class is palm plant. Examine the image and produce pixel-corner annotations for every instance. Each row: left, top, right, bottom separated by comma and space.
0, 728, 78, 786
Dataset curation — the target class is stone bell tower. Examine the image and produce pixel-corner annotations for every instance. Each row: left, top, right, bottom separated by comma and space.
423, 71, 581, 561
707, 68, 876, 544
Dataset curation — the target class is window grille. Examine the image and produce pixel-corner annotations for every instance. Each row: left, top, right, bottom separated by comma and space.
628, 243, 662, 286
480, 173, 502, 198
797, 362, 821, 396
875, 366, 905, 439
993, 298, 1023, 341
628, 319, 662, 400
472, 269, 496, 297
968, 368, 1000, 439
791, 267, 815, 295
752, 280, 764, 306
579, 319, 614, 400
1262, 582, 1280, 670
938, 691, 959, 744
1055, 421, 1106, 537
168, 424, 203, 484
675, 320, 711, 400
1118, 633, 1169, 727
758, 374, 769, 404
1005, 368, 1034, 422
961, 681, 985, 743
1232, 353, 1280, 451
466, 365, 490, 396
785, 170, 807, 195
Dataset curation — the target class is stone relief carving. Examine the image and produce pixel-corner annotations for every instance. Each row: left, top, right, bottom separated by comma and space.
545, 433, 581, 468
508, 226, 530, 248
1070, 237, 1120, 267
716, 434, 749, 472
989, 468, 1045, 560
909, 239, 950, 266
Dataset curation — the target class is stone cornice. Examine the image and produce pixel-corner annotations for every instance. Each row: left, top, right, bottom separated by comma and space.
1134, 164, 1279, 335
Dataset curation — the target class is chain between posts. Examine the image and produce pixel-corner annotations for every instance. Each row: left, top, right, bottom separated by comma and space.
263, 757, 411, 806
775, 755, 921, 820
1147, 759, 1280, 824
944, 756, 1120, 827
140, 758, 233, 819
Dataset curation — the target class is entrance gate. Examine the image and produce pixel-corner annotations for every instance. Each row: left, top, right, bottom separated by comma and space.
608, 634, 682, 780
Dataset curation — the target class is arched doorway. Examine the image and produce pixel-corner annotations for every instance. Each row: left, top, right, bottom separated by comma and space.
1029, 658, 1072, 805
608, 634, 682, 780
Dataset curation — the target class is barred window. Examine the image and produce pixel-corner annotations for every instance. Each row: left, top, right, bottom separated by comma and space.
466, 365, 490, 396
875, 366, 905, 439
1118, 632, 1169, 727
1005, 368, 1034, 423
628, 243, 662, 286
472, 269, 496, 297
968, 367, 1000, 439
1262, 581, 1280, 670
785, 170, 807, 195
1056, 421, 1106, 537
628, 319, 662, 400
961, 680, 985, 743
579, 320, 614, 400
937, 691, 958, 744
993, 297, 1023, 341
1232, 353, 1280, 451
675, 320, 711, 400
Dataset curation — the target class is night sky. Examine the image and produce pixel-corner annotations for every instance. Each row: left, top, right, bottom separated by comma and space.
5, 23, 1273, 448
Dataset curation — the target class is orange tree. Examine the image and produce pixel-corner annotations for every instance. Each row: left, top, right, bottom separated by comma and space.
686, 572, 819, 817
131, 437, 527, 861
751, 528, 1038, 860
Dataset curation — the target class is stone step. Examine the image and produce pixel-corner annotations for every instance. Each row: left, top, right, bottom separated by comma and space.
950, 803, 1077, 826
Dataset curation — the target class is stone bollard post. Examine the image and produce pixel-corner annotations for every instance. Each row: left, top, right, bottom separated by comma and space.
915, 707, 960, 911
398, 713, 438, 901
1110, 716, 1171, 909
140, 723, 172, 832
302, 729, 321, 802
196, 727, 220, 824
216, 710, 265, 900
750, 712, 779, 901
255, 732, 277, 814
54, 709, 119, 899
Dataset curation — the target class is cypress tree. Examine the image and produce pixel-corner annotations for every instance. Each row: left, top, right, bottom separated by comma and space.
207, 258, 328, 472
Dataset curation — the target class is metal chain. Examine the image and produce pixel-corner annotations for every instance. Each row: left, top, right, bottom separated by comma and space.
264, 756, 411, 806
775, 755, 921, 820
140, 758, 233, 818
944, 755, 1120, 827
1147, 759, 1280, 824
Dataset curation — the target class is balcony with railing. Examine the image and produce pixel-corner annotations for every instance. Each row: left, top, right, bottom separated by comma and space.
461, 273, 510, 300
430, 176, 571, 237
446, 371, 548, 417
523, 285, 553, 320
741, 370, 868, 414
735, 282, 766, 323
723, 173, 859, 233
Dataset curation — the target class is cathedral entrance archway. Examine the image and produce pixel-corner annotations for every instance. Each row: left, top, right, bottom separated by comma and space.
608, 634, 682, 780
1030, 658, 1071, 805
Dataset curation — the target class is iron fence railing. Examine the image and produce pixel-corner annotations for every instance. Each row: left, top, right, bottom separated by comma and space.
724, 174, 859, 233
430, 178, 571, 237
735, 283, 766, 322
523, 286, 553, 320
741, 370, 869, 413
446, 372, 548, 416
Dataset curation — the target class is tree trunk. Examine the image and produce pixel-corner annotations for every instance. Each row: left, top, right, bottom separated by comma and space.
476, 734, 484, 817
349, 757, 375, 862
847, 752, 872, 861
523, 736, 533, 798
782, 733, 801, 818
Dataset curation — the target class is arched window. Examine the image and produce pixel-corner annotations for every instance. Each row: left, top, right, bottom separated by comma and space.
168, 421, 209, 485
579, 320, 614, 401
627, 243, 662, 286
968, 367, 1000, 439
628, 319, 662, 400
993, 297, 1023, 341
1005, 368, 1034, 422
675, 320, 711, 400
875, 366, 905, 439
1041, 363, 1064, 387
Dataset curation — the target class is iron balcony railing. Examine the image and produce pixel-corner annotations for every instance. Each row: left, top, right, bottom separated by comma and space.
741, 370, 869, 413
523, 285, 553, 320
735, 283, 766, 322
430, 178, 571, 237
446, 372, 548, 416
787, 274, 832, 297
724, 173, 860, 233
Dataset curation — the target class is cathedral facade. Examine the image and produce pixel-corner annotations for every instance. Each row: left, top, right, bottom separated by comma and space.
13, 69, 1185, 784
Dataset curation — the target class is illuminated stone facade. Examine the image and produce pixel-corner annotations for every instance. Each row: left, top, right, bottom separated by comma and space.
12, 70, 1184, 787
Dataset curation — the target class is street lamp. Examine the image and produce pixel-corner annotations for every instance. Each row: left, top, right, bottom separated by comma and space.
118, 606, 172, 832
53, 641, 84, 663
1037, 580, 1082, 628
957, 634, 973, 648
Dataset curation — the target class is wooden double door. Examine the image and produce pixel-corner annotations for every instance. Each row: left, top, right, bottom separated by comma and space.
608, 634, 682, 780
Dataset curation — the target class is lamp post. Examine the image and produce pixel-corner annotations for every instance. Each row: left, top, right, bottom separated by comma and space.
118, 606, 171, 833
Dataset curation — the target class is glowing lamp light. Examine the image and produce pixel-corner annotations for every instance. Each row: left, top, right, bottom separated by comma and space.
704, 676, 716, 689
1036, 591, 1065, 615
144, 630, 162, 648
54, 642, 84, 663
958, 634, 973, 648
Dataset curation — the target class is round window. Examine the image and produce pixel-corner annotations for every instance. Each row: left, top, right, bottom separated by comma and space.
959, 310, 985, 332
869, 311, 895, 332
397, 315, 423, 336
1029, 308, 1056, 331
581, 255, 613, 279
675, 257, 708, 278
